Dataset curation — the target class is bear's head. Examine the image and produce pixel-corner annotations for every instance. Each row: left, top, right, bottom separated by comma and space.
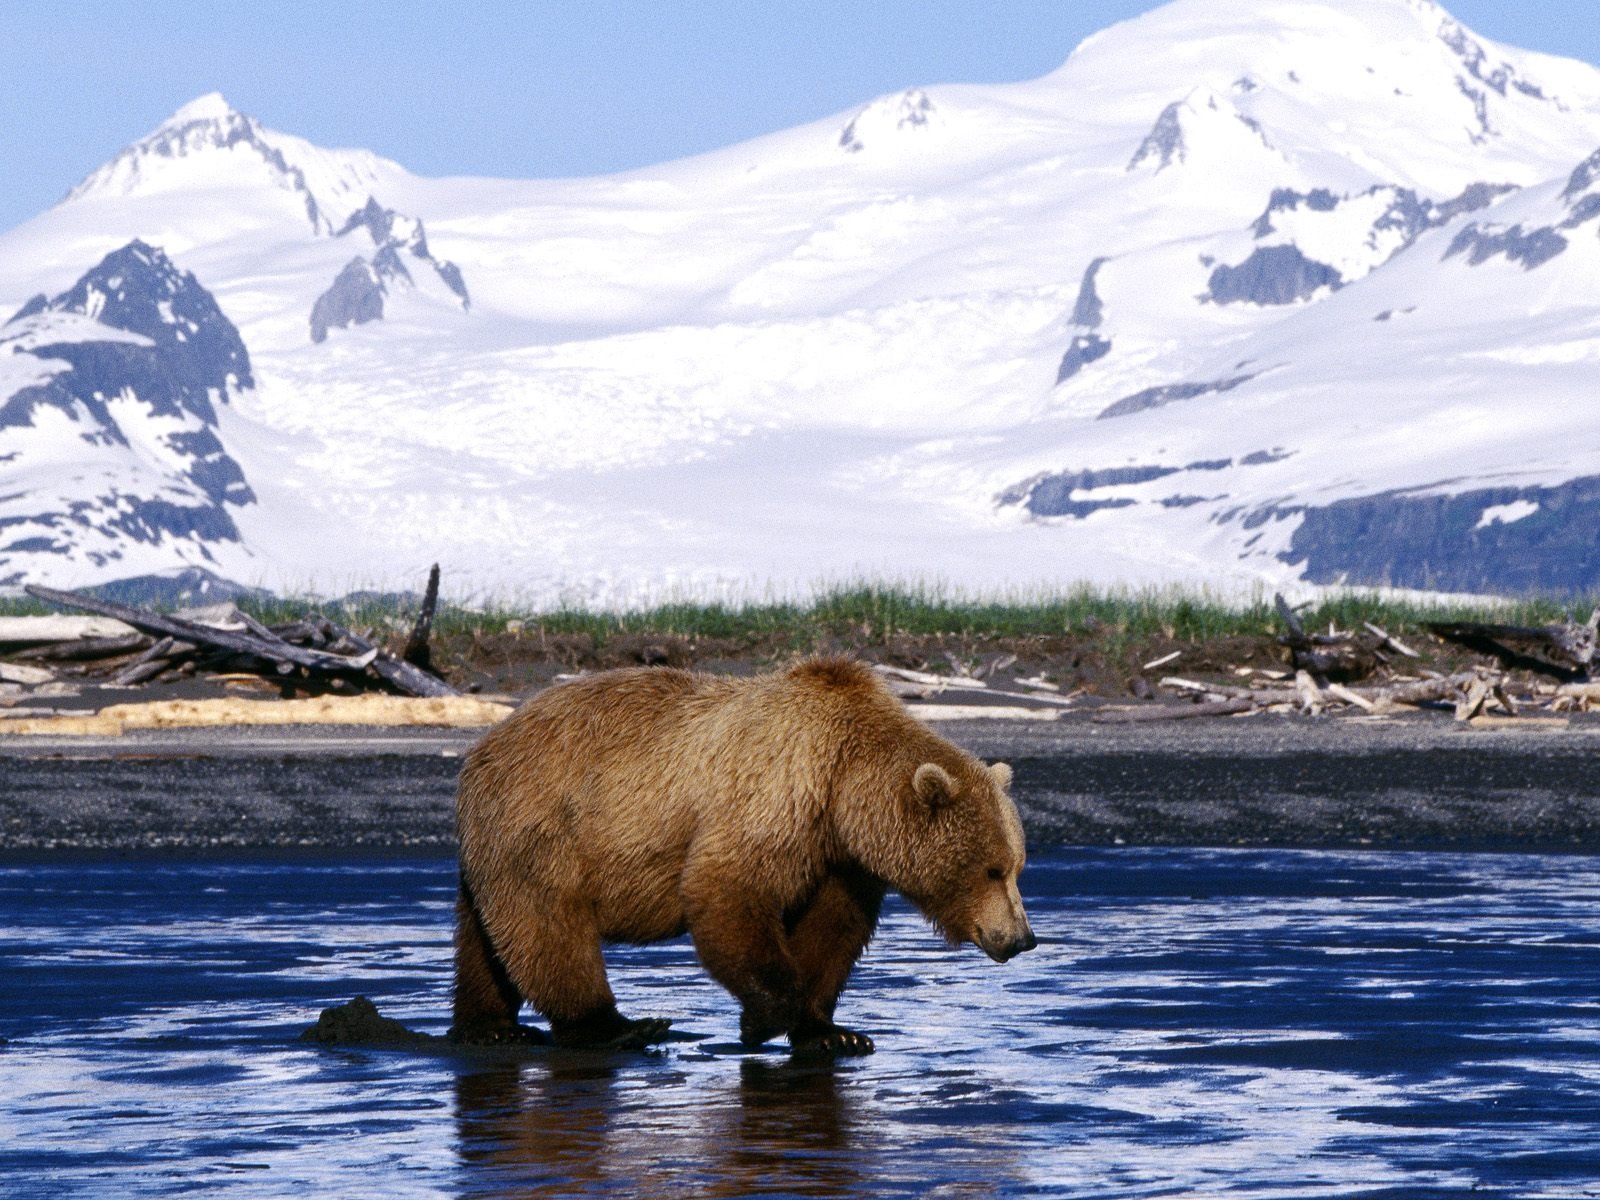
867, 756, 1036, 963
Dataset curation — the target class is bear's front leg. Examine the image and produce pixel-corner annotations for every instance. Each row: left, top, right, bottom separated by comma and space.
778, 868, 885, 1058
740, 996, 875, 1058
686, 881, 875, 1057
786, 1018, 875, 1059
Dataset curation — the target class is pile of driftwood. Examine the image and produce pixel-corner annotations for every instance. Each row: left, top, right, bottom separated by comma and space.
1103, 594, 1599, 725
1, 569, 454, 701
872, 661, 1081, 720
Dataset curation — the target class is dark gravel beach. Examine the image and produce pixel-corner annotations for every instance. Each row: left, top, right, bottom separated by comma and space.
5, 713, 1600, 853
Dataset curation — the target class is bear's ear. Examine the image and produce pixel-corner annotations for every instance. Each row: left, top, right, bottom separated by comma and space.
912, 762, 958, 812
989, 762, 1013, 791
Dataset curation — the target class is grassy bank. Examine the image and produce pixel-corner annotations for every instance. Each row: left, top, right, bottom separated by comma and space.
305, 584, 1597, 646
7, 582, 1594, 698
5, 583, 1594, 647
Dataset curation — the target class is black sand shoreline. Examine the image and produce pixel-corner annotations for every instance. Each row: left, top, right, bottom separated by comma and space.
5, 715, 1600, 855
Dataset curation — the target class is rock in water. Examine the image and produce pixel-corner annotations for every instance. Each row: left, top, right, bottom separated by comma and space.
300, 996, 436, 1048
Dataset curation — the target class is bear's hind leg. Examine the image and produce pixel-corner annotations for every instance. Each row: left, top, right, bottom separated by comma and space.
450, 876, 547, 1045
488, 890, 671, 1050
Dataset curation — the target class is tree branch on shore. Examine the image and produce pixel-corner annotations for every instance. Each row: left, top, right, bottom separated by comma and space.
13, 572, 456, 699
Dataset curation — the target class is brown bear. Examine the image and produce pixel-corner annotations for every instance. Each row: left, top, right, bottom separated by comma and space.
451, 656, 1035, 1056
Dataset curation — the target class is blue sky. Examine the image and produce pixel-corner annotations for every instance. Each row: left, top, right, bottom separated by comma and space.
3, 0, 1598, 233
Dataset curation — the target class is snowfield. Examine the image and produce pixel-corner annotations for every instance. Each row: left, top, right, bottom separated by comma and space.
4, 0, 1600, 601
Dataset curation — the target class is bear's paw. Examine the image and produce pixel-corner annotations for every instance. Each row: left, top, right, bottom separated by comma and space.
790, 1024, 875, 1059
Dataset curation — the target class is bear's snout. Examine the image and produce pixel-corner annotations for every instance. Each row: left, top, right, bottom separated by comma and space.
977, 921, 1037, 963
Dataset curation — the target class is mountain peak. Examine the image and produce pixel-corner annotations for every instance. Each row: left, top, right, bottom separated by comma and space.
1126, 85, 1278, 174
62, 97, 399, 237
11, 239, 254, 404
838, 88, 942, 154
161, 92, 239, 128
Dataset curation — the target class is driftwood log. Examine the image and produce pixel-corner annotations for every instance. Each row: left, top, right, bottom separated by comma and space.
10, 633, 150, 662
323, 620, 454, 698
1273, 594, 1379, 682
402, 564, 441, 674
22, 584, 456, 699
1160, 667, 1508, 720
1092, 697, 1256, 724
1426, 612, 1599, 679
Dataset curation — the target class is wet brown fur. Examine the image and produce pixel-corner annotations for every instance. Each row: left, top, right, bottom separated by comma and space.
452, 656, 1029, 1048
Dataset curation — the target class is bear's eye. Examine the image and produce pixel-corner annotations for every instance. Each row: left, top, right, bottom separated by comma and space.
986, 867, 1004, 882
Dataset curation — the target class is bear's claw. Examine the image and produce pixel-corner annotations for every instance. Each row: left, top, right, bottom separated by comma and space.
605, 1017, 673, 1050
790, 1025, 875, 1058
447, 1022, 549, 1047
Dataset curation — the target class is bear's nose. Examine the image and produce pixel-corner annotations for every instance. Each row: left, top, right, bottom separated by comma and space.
979, 925, 1038, 963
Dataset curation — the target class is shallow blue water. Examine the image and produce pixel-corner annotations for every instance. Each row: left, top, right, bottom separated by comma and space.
3, 848, 1600, 1198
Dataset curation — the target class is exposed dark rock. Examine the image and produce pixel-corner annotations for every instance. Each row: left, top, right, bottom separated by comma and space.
1563, 148, 1600, 201
1445, 223, 1568, 269
1239, 448, 1293, 466
838, 89, 936, 153
996, 465, 1173, 515
1056, 333, 1111, 383
1128, 101, 1185, 171
8, 294, 48, 323
434, 261, 470, 308
1068, 258, 1109, 328
1055, 258, 1114, 384
101, 498, 242, 545
1249, 188, 1339, 237
1000, 463, 1234, 518
1456, 77, 1492, 137
1276, 476, 1600, 594
997, 455, 1265, 519
371, 242, 415, 287
310, 258, 385, 343
1439, 21, 1514, 97
1238, 182, 1511, 288
1207, 246, 1342, 306
1031, 495, 1137, 520
1563, 195, 1600, 229
1370, 188, 1434, 243
5, 240, 253, 408
1433, 181, 1517, 224
1098, 374, 1255, 420
312, 196, 471, 341
1435, 152, 1600, 267
337, 195, 399, 244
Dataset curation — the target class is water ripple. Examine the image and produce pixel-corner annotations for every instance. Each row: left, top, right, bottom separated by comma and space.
3, 848, 1599, 1197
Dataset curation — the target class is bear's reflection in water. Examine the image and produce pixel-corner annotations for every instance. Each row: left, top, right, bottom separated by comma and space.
455, 1055, 869, 1197
460, 1049, 1049, 1196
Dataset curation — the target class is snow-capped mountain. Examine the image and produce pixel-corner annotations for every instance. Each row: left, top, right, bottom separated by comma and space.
4, 0, 1600, 601
67, 92, 398, 237
0, 241, 257, 586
